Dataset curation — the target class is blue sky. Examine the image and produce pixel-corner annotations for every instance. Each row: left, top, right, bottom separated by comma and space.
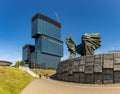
0, 0, 120, 64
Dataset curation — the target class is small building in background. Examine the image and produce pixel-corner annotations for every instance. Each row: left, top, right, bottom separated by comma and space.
22, 44, 35, 68
0, 60, 12, 66
22, 13, 63, 69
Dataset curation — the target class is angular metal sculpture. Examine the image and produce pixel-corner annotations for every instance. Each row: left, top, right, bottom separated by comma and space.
66, 35, 76, 58
76, 33, 101, 56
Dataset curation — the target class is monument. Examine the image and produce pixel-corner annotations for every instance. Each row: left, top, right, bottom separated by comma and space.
66, 33, 101, 58
66, 35, 76, 58
57, 33, 120, 84
76, 33, 101, 56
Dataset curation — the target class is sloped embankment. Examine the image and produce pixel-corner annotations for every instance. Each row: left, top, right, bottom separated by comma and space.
0, 66, 36, 94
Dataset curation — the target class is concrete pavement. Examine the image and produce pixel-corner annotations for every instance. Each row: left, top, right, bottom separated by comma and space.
21, 77, 120, 94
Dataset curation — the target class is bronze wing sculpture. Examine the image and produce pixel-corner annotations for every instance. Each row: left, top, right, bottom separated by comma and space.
76, 33, 101, 56
66, 35, 76, 58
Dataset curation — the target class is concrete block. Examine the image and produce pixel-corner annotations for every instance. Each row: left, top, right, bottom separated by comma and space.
95, 54, 103, 59
62, 68, 65, 73
86, 55, 94, 59
80, 59, 85, 65
114, 78, 120, 83
73, 60, 79, 66
103, 69, 113, 84
103, 74, 113, 80
103, 70, 113, 84
62, 73, 65, 80
60, 74, 63, 80
68, 60, 73, 66
86, 56, 94, 62
64, 77, 68, 81
62, 63, 68, 72
63, 72, 68, 81
58, 66, 63, 73
57, 74, 62, 80
94, 59, 102, 72
95, 58, 103, 62
85, 74, 94, 84
86, 62, 94, 66
86, 55, 94, 62
80, 56, 86, 60
103, 59, 113, 68
79, 78, 85, 83
85, 66, 93, 74
73, 78, 79, 83
114, 53, 120, 58
79, 73, 85, 83
94, 73, 102, 84
74, 57, 80, 63
79, 65, 85, 72
68, 69, 73, 74
114, 58, 120, 64
68, 75, 73, 82
114, 64, 120, 71
73, 73, 79, 78
68, 66, 73, 70
64, 66, 69, 72
114, 72, 120, 82
73, 73, 79, 83
73, 65, 79, 72
60, 61, 65, 67
104, 53, 114, 59
103, 69, 113, 75
114, 72, 120, 83
79, 72, 85, 78
114, 71, 120, 78
103, 80, 113, 84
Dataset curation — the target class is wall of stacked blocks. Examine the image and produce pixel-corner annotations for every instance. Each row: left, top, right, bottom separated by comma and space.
57, 53, 120, 84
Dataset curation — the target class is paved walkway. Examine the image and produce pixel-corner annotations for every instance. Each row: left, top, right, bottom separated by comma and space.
21, 77, 120, 94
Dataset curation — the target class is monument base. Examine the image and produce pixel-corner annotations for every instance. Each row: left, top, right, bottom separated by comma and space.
57, 53, 120, 84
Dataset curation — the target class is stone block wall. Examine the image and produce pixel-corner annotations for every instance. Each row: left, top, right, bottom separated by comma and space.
57, 53, 120, 84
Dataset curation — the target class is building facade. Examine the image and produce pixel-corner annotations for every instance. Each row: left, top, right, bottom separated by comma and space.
22, 13, 63, 68
22, 44, 35, 67
0, 60, 12, 66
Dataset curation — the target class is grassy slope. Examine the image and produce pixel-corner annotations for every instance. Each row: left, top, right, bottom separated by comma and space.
0, 66, 36, 94
31, 69, 56, 76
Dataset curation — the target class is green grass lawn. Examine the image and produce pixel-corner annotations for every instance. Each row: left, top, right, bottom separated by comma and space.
31, 69, 56, 76
0, 66, 36, 94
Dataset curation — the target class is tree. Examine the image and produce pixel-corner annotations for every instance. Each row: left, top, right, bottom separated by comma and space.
14, 61, 25, 68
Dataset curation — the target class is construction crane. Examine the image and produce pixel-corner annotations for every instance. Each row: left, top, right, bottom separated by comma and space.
55, 12, 60, 22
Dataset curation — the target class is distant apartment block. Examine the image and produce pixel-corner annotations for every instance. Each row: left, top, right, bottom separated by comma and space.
22, 13, 63, 68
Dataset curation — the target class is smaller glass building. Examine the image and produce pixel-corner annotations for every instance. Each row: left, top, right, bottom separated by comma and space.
22, 44, 35, 68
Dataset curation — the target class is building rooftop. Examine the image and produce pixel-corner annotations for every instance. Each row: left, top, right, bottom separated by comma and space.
32, 13, 61, 28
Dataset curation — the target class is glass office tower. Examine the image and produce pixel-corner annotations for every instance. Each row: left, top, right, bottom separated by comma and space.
31, 13, 63, 68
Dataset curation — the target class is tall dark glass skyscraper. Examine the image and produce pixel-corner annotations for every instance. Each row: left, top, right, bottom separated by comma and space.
22, 13, 63, 68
